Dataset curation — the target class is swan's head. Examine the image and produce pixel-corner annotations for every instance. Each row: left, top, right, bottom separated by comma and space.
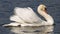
37, 4, 47, 13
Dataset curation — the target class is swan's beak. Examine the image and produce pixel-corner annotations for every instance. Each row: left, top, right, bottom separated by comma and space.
44, 7, 47, 13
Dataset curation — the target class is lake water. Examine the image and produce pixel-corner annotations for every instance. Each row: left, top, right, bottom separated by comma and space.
0, 0, 60, 34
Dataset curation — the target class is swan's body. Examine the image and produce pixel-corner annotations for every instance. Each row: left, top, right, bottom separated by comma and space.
3, 4, 54, 26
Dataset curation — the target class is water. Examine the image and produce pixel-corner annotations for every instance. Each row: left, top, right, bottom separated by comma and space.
0, 0, 60, 34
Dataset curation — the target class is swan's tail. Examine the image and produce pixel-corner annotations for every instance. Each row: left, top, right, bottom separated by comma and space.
2, 23, 21, 27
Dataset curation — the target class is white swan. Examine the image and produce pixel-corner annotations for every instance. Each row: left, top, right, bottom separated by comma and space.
3, 4, 54, 26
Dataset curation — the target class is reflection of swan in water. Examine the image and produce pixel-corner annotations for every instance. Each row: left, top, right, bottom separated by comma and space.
9, 26, 54, 34
3, 4, 54, 26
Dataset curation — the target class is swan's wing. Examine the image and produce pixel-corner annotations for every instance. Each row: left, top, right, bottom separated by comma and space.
10, 15, 27, 24
13, 7, 43, 23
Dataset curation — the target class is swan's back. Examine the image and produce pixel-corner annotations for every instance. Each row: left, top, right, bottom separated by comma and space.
11, 7, 43, 23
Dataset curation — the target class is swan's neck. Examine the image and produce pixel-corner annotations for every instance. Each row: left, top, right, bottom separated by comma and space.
38, 10, 54, 25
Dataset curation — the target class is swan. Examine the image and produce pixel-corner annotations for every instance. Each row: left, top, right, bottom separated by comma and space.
3, 4, 54, 26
